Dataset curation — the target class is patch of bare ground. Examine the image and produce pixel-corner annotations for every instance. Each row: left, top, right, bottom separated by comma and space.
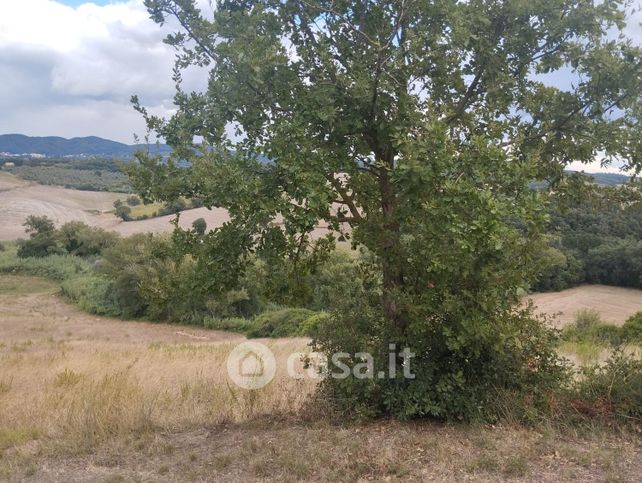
528, 285, 642, 328
1, 276, 640, 482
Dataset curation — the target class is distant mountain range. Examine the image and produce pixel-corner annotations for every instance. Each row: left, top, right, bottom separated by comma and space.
0, 134, 171, 158
0, 133, 633, 187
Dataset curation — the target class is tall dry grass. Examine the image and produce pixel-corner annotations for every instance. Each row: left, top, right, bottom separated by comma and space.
0, 338, 316, 453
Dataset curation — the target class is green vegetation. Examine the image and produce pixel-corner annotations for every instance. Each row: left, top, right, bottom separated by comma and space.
5, 157, 131, 192
192, 217, 207, 235
535, 190, 642, 291
563, 309, 642, 347
6, 216, 334, 329
572, 351, 642, 422
113, 201, 132, 221
126, 0, 642, 422
3, 0, 641, 431
113, 197, 201, 221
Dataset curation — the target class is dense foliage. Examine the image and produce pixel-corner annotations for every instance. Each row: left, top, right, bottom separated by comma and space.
127, 0, 642, 421
4, 215, 641, 427
534, 189, 642, 291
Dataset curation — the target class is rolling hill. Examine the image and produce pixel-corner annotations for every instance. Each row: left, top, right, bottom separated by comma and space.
0, 134, 171, 158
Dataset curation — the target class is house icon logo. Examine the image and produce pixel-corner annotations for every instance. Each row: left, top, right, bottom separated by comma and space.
227, 341, 276, 390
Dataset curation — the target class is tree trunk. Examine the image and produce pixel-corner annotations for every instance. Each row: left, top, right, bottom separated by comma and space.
378, 165, 407, 332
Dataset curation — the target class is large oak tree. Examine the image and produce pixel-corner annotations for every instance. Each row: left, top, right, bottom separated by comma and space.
131, 0, 641, 418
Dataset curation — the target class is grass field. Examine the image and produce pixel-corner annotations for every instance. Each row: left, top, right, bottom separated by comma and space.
527, 285, 642, 327
0, 275, 641, 481
128, 201, 164, 219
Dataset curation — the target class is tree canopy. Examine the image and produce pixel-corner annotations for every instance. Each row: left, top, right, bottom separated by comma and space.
130, 0, 642, 419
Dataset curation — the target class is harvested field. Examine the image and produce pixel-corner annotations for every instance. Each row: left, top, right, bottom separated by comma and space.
0, 173, 337, 241
528, 284, 642, 328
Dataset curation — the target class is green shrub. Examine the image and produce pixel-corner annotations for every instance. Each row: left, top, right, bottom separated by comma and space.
247, 308, 320, 338
571, 350, 642, 422
574, 308, 602, 331
622, 312, 642, 343
203, 316, 258, 333
126, 195, 141, 206
57, 221, 119, 257
309, 251, 364, 312
561, 309, 641, 346
16, 235, 61, 258
60, 274, 121, 317
313, 297, 569, 422
562, 309, 623, 346
16, 214, 61, 258
114, 204, 132, 221
192, 217, 207, 235
0, 247, 91, 280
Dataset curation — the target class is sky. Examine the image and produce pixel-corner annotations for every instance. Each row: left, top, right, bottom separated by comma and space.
0, 0, 640, 173
0, 0, 208, 145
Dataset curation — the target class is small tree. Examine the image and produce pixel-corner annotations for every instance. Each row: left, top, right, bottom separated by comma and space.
17, 215, 59, 258
192, 217, 207, 235
57, 221, 119, 257
23, 215, 55, 238
114, 204, 132, 222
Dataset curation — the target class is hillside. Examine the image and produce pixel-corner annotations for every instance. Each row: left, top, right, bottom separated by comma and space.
0, 134, 171, 158
1, 277, 640, 481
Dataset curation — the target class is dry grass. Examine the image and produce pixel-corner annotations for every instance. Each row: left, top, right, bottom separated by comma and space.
0, 172, 340, 241
528, 285, 642, 327
1, 275, 641, 481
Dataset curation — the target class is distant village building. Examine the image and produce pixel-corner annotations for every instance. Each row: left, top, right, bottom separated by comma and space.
2, 162, 15, 169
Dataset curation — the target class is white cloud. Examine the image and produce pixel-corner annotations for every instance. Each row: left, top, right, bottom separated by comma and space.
0, 0, 203, 143
566, 160, 631, 175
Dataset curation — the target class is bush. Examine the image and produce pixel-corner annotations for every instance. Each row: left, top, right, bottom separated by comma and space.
309, 251, 364, 312
192, 217, 207, 235
247, 308, 321, 338
313, 298, 569, 422
563, 309, 642, 346
158, 199, 187, 216
203, 316, 258, 333
126, 195, 141, 206
570, 350, 642, 423
17, 215, 61, 258
0, 247, 91, 280
16, 235, 61, 258
57, 221, 118, 257
114, 204, 132, 221
622, 312, 642, 344
60, 274, 121, 317
574, 308, 602, 331
98, 234, 156, 318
